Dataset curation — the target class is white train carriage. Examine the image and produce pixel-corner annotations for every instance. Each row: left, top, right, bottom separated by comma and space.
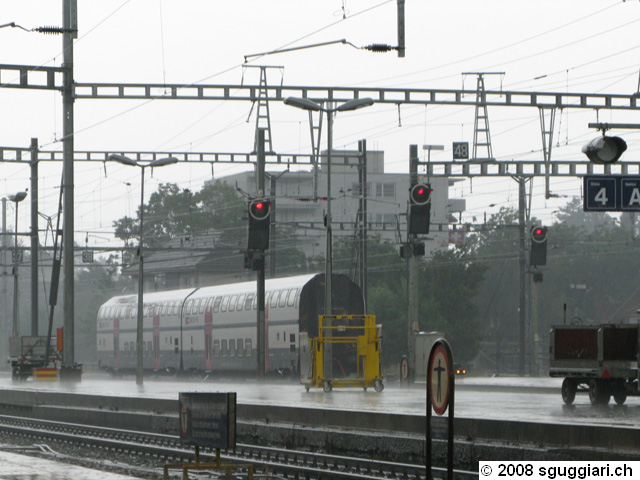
96, 273, 364, 376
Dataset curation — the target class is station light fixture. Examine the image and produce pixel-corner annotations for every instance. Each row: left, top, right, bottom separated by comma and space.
582, 135, 627, 164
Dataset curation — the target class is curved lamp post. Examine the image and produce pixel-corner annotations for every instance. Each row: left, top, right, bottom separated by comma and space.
108, 154, 178, 386
283, 97, 373, 379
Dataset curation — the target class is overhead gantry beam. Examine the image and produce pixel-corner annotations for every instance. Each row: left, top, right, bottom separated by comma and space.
2, 63, 640, 110
2, 145, 640, 178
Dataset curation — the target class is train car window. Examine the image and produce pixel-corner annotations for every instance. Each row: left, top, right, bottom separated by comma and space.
229, 339, 236, 357
213, 297, 222, 313
287, 289, 297, 307
213, 339, 220, 357
278, 290, 287, 308
237, 294, 246, 312
245, 294, 254, 310
270, 290, 280, 308
175, 338, 179, 346
228, 295, 237, 312
221, 296, 229, 312
205, 297, 214, 312
172, 301, 179, 316
290, 333, 296, 343
185, 299, 194, 315
143, 305, 149, 318
198, 298, 206, 314
221, 339, 228, 357
160, 303, 167, 316
265, 291, 272, 308
245, 339, 252, 357
295, 289, 300, 307
252, 294, 257, 310
237, 339, 244, 357
290, 344, 296, 353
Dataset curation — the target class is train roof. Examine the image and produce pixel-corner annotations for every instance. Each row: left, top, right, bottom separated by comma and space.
100, 273, 321, 307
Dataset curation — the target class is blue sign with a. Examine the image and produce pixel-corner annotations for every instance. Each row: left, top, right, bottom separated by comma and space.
584, 175, 640, 212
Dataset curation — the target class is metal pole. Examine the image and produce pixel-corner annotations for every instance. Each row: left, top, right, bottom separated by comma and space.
136, 166, 145, 386
518, 177, 526, 377
62, 0, 76, 368
325, 106, 333, 380
12, 202, 19, 337
1, 198, 7, 362
256, 129, 266, 383
408, 145, 419, 381
30, 138, 39, 336
358, 139, 368, 310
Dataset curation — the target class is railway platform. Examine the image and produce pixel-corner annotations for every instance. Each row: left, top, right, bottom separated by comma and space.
0, 448, 142, 479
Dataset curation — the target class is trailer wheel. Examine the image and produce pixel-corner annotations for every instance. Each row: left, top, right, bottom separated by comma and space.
613, 384, 627, 406
374, 379, 384, 392
561, 378, 577, 405
588, 379, 611, 406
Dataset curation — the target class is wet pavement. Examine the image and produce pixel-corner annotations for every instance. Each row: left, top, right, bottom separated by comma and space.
0, 449, 141, 479
1, 373, 640, 428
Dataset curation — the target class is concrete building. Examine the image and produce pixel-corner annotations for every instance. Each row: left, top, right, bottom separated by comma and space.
215, 149, 466, 259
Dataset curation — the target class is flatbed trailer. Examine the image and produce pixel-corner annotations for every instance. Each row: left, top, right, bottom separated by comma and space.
549, 323, 639, 405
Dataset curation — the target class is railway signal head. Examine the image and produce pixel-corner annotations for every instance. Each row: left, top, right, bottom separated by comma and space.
530, 226, 548, 266
582, 136, 627, 164
408, 183, 432, 235
247, 198, 271, 250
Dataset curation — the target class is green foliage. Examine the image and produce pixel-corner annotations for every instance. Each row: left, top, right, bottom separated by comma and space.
332, 236, 486, 367
113, 181, 246, 248
469, 198, 640, 375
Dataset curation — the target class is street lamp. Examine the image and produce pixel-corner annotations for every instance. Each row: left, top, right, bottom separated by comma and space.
283, 96, 373, 379
8, 191, 27, 338
108, 154, 178, 386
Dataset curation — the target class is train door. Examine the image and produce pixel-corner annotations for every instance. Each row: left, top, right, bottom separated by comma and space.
153, 310, 160, 370
204, 306, 213, 372
113, 317, 120, 370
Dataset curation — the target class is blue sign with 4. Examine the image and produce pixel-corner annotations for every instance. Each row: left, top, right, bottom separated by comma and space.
584, 175, 640, 212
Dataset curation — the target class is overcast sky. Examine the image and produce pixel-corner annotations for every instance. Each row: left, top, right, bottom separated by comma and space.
1, 0, 639, 249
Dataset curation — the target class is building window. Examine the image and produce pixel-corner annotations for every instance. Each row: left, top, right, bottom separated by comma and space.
376, 183, 395, 198
352, 182, 372, 197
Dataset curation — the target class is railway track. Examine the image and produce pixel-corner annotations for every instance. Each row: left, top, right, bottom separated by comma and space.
0, 414, 477, 479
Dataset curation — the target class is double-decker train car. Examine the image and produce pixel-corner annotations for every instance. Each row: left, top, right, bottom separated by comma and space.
96, 273, 364, 377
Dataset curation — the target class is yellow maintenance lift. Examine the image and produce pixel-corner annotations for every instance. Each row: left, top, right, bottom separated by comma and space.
302, 314, 383, 392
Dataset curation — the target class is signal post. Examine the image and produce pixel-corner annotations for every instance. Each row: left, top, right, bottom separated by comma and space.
247, 130, 271, 383
405, 145, 433, 381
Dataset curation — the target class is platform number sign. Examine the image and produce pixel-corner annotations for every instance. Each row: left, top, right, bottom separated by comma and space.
82, 250, 94, 263
452, 142, 469, 160
584, 176, 640, 212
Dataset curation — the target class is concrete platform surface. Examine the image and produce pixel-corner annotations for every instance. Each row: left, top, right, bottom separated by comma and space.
0, 449, 142, 479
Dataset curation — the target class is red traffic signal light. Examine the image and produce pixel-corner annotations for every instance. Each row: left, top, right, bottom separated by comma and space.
530, 226, 548, 266
410, 183, 432, 205
249, 199, 271, 220
531, 226, 548, 243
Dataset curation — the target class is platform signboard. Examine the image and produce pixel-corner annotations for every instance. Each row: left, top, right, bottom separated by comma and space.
428, 343, 451, 416
179, 392, 236, 450
584, 175, 640, 212
426, 338, 455, 480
